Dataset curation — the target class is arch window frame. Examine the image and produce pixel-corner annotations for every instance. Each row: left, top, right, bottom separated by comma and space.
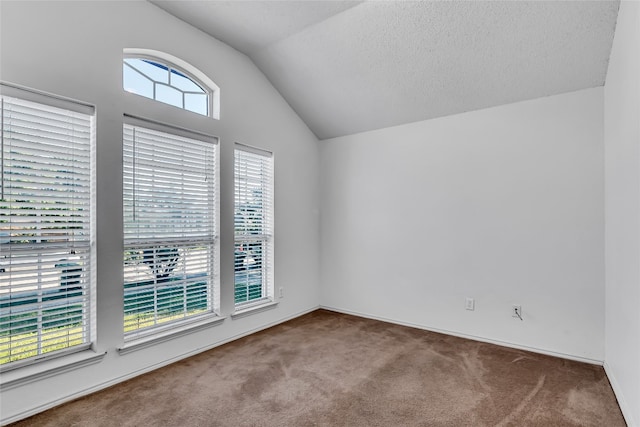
122, 49, 220, 119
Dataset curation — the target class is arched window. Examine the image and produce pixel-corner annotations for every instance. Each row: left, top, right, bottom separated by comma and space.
123, 49, 219, 119
121, 50, 221, 343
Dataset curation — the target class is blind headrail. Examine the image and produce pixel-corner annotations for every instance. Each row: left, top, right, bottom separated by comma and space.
0, 82, 95, 115
123, 113, 218, 144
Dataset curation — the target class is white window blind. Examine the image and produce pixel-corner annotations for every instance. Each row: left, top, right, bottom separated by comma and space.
234, 145, 273, 306
0, 92, 94, 366
123, 121, 218, 338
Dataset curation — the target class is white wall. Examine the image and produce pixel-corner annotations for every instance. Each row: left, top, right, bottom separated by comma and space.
320, 88, 605, 362
0, 0, 630, 424
0, 1, 320, 423
604, 2, 640, 426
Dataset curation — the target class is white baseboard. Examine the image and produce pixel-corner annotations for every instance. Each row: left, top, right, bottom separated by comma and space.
319, 305, 604, 366
604, 361, 637, 427
2, 305, 320, 426
4, 305, 618, 426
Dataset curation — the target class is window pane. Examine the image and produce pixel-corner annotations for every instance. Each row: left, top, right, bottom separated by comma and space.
234, 147, 273, 306
234, 240, 265, 304
124, 58, 169, 84
123, 64, 154, 99
156, 85, 183, 109
1, 93, 93, 365
122, 56, 214, 118
124, 244, 212, 332
185, 93, 208, 116
123, 123, 218, 339
171, 70, 205, 93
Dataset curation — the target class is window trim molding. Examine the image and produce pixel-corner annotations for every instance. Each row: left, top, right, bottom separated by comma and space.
123, 48, 220, 120
0, 81, 95, 115
118, 314, 225, 355
0, 344, 93, 374
234, 142, 273, 158
231, 300, 278, 319
0, 82, 96, 367
122, 116, 221, 340
233, 142, 275, 307
0, 349, 106, 392
123, 113, 217, 143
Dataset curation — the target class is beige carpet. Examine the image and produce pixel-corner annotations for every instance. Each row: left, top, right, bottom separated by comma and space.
11, 310, 625, 426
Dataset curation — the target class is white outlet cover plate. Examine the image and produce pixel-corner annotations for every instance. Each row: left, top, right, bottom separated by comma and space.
465, 298, 475, 311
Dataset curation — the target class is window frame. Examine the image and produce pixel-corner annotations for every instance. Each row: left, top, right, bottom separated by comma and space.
121, 115, 220, 343
122, 49, 220, 120
0, 83, 96, 371
233, 143, 274, 312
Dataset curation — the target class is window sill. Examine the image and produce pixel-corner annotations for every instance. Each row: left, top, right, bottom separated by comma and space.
119, 314, 225, 355
0, 348, 106, 391
231, 300, 278, 319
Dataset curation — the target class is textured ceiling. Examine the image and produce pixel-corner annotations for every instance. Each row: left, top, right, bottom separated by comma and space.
151, 1, 619, 140
150, 1, 362, 54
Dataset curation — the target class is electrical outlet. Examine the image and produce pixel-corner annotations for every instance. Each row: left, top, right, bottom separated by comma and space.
465, 297, 475, 311
512, 305, 523, 320
279, 287, 284, 298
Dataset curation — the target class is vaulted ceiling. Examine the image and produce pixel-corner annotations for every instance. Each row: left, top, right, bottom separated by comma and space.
151, 1, 619, 140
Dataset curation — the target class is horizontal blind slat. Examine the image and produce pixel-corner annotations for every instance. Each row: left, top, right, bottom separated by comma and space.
123, 123, 217, 337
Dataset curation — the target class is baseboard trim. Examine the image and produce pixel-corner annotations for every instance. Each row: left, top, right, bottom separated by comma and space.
1, 305, 320, 426
604, 361, 637, 427
319, 305, 604, 366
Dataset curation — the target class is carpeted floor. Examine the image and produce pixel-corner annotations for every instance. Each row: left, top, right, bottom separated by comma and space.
11, 310, 625, 426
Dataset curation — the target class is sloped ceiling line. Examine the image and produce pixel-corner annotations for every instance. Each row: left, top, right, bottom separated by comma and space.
151, 1, 619, 140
